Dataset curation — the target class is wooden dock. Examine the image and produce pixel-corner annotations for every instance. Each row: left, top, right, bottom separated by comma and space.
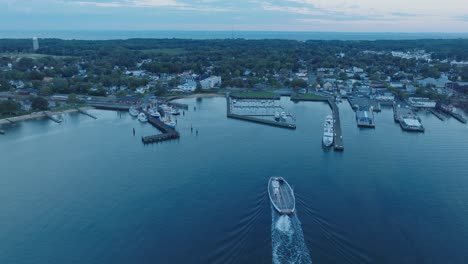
327, 99, 344, 151
77, 108, 97, 119
141, 111, 180, 144
226, 96, 296, 129
44, 112, 62, 123
429, 109, 445, 121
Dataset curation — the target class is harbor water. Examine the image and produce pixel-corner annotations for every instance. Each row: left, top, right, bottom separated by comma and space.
1, 97, 468, 263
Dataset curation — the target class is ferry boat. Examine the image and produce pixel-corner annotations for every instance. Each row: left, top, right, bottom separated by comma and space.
129, 106, 139, 117
323, 115, 334, 147
148, 108, 161, 119
268, 177, 295, 215
138, 113, 148, 122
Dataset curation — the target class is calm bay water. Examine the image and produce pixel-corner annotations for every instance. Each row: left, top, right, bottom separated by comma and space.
1, 97, 468, 264
1, 30, 468, 40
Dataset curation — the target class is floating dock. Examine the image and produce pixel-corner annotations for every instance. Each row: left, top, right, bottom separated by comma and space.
226, 96, 296, 129
393, 104, 425, 132
327, 99, 344, 151
141, 111, 180, 144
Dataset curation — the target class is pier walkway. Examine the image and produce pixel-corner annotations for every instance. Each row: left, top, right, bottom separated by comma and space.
327, 99, 344, 151
141, 111, 180, 144
226, 95, 296, 129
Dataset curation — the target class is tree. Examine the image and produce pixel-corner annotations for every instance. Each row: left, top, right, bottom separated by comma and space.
0, 99, 20, 115
39, 86, 53, 96
67, 93, 78, 104
461, 66, 468, 81
195, 82, 202, 93
31, 96, 49, 110
52, 78, 69, 93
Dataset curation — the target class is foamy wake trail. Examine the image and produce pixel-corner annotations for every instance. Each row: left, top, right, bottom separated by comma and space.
272, 208, 312, 264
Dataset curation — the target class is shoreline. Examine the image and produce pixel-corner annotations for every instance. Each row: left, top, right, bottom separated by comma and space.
167, 93, 225, 101
0, 107, 93, 126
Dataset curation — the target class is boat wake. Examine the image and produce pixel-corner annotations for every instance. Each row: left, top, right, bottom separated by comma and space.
272, 208, 312, 264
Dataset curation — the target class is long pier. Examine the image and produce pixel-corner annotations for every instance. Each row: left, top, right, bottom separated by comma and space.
141, 111, 180, 144
226, 96, 296, 129
327, 99, 344, 151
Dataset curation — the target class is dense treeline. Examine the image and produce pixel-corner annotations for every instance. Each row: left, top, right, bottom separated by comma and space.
0, 38, 467, 94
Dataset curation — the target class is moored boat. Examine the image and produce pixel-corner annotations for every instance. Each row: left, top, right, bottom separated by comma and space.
148, 108, 161, 119
129, 106, 139, 117
280, 112, 287, 121
274, 112, 280, 121
138, 113, 148, 122
268, 176, 295, 215
323, 115, 334, 147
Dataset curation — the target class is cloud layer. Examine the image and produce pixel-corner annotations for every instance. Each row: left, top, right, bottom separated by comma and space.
0, 0, 467, 32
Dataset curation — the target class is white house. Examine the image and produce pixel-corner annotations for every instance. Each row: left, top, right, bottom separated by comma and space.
200, 76, 222, 89
177, 81, 197, 92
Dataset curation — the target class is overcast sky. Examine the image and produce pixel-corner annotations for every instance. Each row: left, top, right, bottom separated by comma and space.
1, 0, 468, 32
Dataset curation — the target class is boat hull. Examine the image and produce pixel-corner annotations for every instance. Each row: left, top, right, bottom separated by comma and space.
268, 177, 295, 215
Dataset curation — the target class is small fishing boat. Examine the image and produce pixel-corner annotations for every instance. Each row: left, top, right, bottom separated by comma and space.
268, 176, 295, 215
0, 130, 5, 135
138, 113, 148, 122
148, 108, 161, 119
274, 112, 280, 121
169, 108, 181, 115
280, 112, 287, 121
163, 117, 176, 128
129, 106, 139, 117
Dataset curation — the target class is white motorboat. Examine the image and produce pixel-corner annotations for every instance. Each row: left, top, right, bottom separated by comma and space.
274, 112, 280, 121
323, 115, 334, 147
129, 106, 139, 117
148, 108, 161, 119
280, 112, 287, 121
138, 113, 148, 122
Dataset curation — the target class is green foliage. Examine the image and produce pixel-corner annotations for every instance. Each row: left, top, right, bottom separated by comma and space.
31, 96, 49, 110
39, 86, 53, 96
461, 66, 468, 81
0, 99, 21, 115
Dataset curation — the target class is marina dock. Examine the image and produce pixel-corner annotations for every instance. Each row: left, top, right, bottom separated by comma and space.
393, 103, 425, 132
429, 109, 445, 121
44, 112, 62, 123
226, 96, 296, 129
327, 99, 344, 151
141, 111, 180, 144
77, 108, 97, 119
